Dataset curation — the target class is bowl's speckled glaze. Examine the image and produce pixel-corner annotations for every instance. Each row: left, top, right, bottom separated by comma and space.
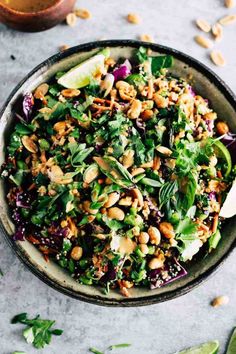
1, 40, 236, 306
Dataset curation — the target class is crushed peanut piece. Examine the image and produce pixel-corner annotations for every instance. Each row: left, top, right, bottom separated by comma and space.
74, 8, 91, 19
66, 13, 77, 27
59, 44, 69, 52
195, 35, 213, 48
139, 34, 154, 42
211, 295, 229, 307
210, 51, 226, 67
127, 13, 141, 24
225, 0, 235, 8
219, 14, 236, 25
196, 19, 211, 32
212, 23, 223, 41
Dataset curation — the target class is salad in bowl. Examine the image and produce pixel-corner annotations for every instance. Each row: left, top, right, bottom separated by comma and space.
1, 45, 236, 298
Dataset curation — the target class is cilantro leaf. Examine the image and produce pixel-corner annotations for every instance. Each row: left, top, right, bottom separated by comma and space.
11, 313, 63, 349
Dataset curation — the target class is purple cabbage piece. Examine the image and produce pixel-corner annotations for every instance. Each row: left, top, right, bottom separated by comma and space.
149, 259, 187, 290
23, 93, 34, 121
188, 85, 196, 97
209, 192, 216, 201
112, 59, 132, 82
221, 133, 236, 164
135, 119, 146, 136
100, 263, 116, 283
13, 225, 25, 241
16, 192, 31, 209
206, 119, 214, 133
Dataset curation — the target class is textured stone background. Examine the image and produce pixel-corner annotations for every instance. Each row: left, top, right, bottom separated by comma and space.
1, 0, 236, 353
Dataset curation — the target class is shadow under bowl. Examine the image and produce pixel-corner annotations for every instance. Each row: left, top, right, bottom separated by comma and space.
0, 40, 236, 306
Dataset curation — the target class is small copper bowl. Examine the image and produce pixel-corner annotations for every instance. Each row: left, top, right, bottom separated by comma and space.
0, 0, 76, 32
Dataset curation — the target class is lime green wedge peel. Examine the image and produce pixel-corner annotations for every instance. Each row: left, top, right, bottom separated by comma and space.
58, 48, 110, 89
226, 328, 236, 354
177, 340, 219, 354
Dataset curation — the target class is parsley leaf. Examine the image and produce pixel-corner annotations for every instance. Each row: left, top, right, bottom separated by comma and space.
11, 313, 63, 349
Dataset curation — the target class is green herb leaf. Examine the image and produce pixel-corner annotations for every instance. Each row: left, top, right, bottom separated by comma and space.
159, 180, 178, 208
151, 55, 173, 75
11, 313, 63, 349
209, 229, 221, 251
109, 343, 131, 350
89, 348, 104, 354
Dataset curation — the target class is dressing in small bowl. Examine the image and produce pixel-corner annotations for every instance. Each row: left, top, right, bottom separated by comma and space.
0, 0, 76, 32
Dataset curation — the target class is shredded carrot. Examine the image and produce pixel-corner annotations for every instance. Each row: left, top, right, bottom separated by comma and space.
212, 214, 219, 233
217, 170, 223, 179
28, 183, 36, 191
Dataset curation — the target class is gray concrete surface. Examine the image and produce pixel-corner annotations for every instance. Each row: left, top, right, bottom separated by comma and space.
1, 0, 236, 353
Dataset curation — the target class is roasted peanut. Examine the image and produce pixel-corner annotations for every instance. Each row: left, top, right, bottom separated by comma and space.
159, 222, 175, 239
156, 146, 172, 156
74, 8, 91, 19
216, 121, 229, 135
34, 83, 49, 100
141, 109, 153, 120
127, 13, 141, 24
138, 232, 149, 244
132, 188, 144, 207
22, 136, 38, 153
122, 150, 134, 168
148, 256, 164, 269
153, 156, 161, 170
140, 244, 149, 254
53, 121, 67, 134
153, 93, 168, 108
83, 200, 98, 215
71, 246, 83, 261
61, 89, 80, 98
116, 81, 137, 101
107, 207, 125, 220
211, 295, 229, 307
131, 167, 145, 176
118, 196, 133, 206
148, 226, 161, 245
127, 99, 142, 119
204, 112, 217, 120
104, 192, 120, 208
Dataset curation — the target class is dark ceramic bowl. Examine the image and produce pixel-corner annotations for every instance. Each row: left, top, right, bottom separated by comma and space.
1, 40, 236, 306
0, 0, 76, 32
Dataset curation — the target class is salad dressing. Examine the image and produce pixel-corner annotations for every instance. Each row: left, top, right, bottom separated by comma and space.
0, 0, 57, 12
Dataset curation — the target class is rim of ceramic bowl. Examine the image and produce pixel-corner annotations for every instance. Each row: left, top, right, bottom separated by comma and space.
0, 0, 63, 16
1, 40, 236, 307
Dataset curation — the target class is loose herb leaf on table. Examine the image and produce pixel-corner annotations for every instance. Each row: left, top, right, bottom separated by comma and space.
11, 313, 63, 349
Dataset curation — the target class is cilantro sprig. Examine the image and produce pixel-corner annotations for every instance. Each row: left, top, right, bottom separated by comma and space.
11, 313, 63, 349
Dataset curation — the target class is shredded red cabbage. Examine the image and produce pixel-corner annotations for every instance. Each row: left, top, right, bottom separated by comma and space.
112, 60, 132, 81
149, 259, 187, 289
23, 93, 34, 121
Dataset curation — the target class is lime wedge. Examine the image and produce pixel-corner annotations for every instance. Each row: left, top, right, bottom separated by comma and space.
178, 340, 219, 354
226, 328, 236, 354
58, 48, 110, 89
213, 140, 232, 177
